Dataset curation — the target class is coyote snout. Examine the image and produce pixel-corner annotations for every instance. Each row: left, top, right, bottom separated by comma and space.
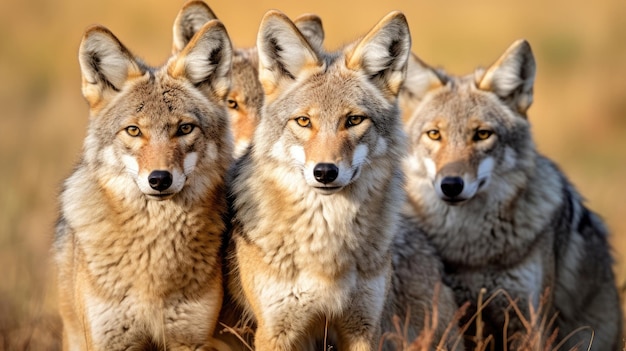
148, 170, 173, 191
307, 160, 358, 195
117, 123, 204, 200
427, 156, 494, 204
304, 157, 358, 194
299, 141, 369, 195
313, 163, 339, 184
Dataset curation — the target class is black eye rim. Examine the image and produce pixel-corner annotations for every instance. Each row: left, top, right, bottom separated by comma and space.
227, 99, 239, 110
125, 125, 141, 137
345, 115, 366, 128
176, 123, 196, 136
474, 129, 494, 141
294, 116, 311, 128
426, 129, 441, 141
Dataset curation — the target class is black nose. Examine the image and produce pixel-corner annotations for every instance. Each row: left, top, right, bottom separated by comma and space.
313, 163, 339, 184
440, 176, 464, 198
148, 170, 173, 191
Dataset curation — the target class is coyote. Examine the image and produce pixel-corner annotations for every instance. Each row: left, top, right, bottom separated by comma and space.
226, 9, 411, 351
400, 39, 622, 350
54, 17, 233, 350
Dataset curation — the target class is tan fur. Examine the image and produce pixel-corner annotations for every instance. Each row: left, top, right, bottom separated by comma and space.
54, 18, 234, 351
401, 39, 622, 350
172, 1, 325, 159
225, 10, 411, 351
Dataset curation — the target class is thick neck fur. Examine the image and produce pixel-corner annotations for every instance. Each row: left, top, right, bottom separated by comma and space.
61, 150, 227, 300
232, 146, 404, 280
404, 150, 563, 269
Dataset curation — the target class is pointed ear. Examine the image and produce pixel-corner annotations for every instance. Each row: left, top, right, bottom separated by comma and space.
78, 25, 143, 110
293, 13, 325, 52
346, 11, 411, 100
477, 39, 536, 115
400, 53, 447, 123
257, 10, 323, 100
168, 20, 233, 101
172, 0, 218, 54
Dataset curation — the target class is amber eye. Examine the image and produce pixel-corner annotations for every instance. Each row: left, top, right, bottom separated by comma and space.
295, 116, 311, 128
346, 115, 365, 127
125, 126, 141, 137
177, 123, 195, 136
474, 129, 493, 141
426, 130, 441, 141
227, 99, 239, 110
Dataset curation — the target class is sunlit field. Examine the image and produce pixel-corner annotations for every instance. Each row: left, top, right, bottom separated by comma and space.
1, 0, 625, 349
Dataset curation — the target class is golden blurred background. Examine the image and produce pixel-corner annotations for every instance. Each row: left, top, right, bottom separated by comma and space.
1, 0, 625, 348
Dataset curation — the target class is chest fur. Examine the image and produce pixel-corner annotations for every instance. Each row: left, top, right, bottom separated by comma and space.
71, 198, 223, 300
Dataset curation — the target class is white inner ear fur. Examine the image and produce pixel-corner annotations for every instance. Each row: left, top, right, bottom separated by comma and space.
478, 40, 535, 100
184, 37, 220, 84
346, 13, 410, 97
80, 33, 130, 89
173, 3, 217, 53
258, 16, 319, 83
487, 56, 527, 97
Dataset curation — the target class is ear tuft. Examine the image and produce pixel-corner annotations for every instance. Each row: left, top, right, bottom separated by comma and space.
172, 0, 218, 54
346, 11, 412, 99
477, 39, 536, 114
256, 10, 323, 99
169, 20, 233, 100
78, 25, 142, 109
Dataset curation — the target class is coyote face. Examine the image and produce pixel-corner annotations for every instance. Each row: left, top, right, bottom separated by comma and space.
81, 21, 232, 202
254, 13, 408, 196
98, 86, 223, 200
402, 41, 535, 205
267, 80, 393, 195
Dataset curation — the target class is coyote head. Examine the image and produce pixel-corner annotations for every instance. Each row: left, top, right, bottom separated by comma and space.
252, 10, 411, 195
402, 40, 536, 205
78, 20, 232, 201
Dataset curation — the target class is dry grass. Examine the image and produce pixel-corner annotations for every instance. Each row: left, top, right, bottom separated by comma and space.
0, 299, 61, 351
1, 0, 625, 348
380, 288, 600, 351
212, 288, 603, 351
0, 289, 612, 351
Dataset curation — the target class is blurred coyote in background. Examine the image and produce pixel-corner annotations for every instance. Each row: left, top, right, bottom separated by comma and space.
225, 9, 412, 351
400, 39, 622, 350
173, 0, 325, 158
54, 12, 234, 350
